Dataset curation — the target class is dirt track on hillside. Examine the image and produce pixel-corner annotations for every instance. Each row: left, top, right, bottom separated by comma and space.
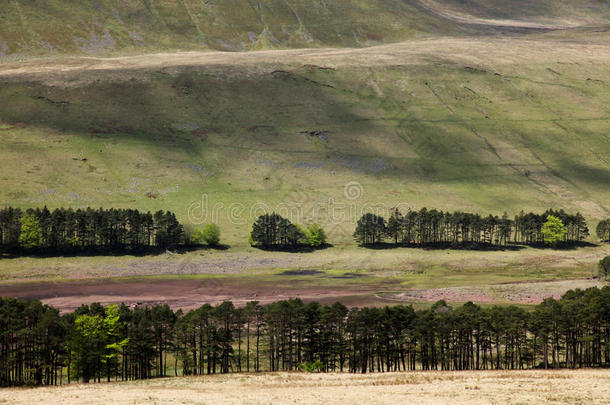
1, 31, 608, 85
415, 0, 583, 29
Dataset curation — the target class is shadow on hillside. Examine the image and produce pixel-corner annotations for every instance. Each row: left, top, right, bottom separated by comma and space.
252, 243, 334, 253
360, 242, 525, 251
525, 241, 599, 251
359, 241, 600, 251
0, 243, 230, 259
278, 269, 324, 276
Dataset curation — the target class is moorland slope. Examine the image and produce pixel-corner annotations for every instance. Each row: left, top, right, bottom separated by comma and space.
0, 0, 608, 59
1, 31, 609, 244
0, 1, 608, 245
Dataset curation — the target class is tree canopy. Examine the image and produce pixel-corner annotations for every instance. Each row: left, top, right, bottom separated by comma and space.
1, 286, 609, 387
193, 223, 221, 246
304, 223, 327, 247
354, 208, 588, 247
353, 213, 386, 245
0, 207, 184, 253
597, 219, 610, 243
600, 256, 610, 280
541, 215, 567, 247
250, 213, 307, 248
18, 212, 42, 249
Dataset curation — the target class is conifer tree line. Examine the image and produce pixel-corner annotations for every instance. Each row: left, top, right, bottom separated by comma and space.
1, 207, 608, 254
355, 208, 593, 247
0, 207, 184, 252
1, 286, 609, 386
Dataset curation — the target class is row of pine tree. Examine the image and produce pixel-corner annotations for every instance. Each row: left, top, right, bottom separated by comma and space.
0, 207, 183, 252
1, 286, 609, 386
1, 207, 608, 254
354, 208, 590, 246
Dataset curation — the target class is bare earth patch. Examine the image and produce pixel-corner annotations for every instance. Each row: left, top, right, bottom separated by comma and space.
1, 275, 605, 313
1, 245, 608, 311
1, 370, 609, 405
1, 33, 608, 85
388, 279, 607, 305
0, 277, 384, 312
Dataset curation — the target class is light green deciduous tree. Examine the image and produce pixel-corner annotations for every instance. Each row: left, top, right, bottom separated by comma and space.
194, 223, 221, 246
71, 304, 128, 383
541, 215, 567, 247
304, 223, 327, 247
18, 212, 42, 249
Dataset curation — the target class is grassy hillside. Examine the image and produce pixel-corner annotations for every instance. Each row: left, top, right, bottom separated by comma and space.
0, 32, 608, 245
0, 0, 608, 59
420, 0, 609, 22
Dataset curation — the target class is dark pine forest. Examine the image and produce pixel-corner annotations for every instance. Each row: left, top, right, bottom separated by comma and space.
354, 208, 590, 247
0, 207, 183, 253
1, 287, 609, 386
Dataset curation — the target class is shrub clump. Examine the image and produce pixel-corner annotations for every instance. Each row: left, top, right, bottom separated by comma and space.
193, 223, 221, 246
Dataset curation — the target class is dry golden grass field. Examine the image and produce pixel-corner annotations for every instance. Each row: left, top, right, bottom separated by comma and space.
1, 370, 609, 405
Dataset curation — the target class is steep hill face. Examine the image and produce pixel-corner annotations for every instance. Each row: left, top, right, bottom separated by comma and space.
0, 0, 608, 59
420, 0, 609, 22
0, 32, 608, 244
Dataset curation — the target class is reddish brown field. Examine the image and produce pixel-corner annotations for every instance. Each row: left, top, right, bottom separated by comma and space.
0, 277, 387, 312
1, 276, 605, 312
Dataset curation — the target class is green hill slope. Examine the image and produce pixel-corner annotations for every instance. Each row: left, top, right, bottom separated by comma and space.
0, 0, 608, 59
0, 31, 608, 244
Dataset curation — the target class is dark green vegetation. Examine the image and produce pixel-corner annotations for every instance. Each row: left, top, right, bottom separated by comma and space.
601, 256, 610, 280
598, 220, 610, 243
0, 206, 183, 253
1, 0, 608, 59
304, 223, 327, 248
191, 223, 221, 247
250, 213, 327, 249
354, 208, 589, 247
2, 205, 596, 255
354, 213, 388, 245
1, 286, 609, 386
250, 213, 305, 248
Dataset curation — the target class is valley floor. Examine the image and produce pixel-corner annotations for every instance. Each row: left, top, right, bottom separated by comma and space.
0, 244, 608, 311
2, 369, 609, 405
